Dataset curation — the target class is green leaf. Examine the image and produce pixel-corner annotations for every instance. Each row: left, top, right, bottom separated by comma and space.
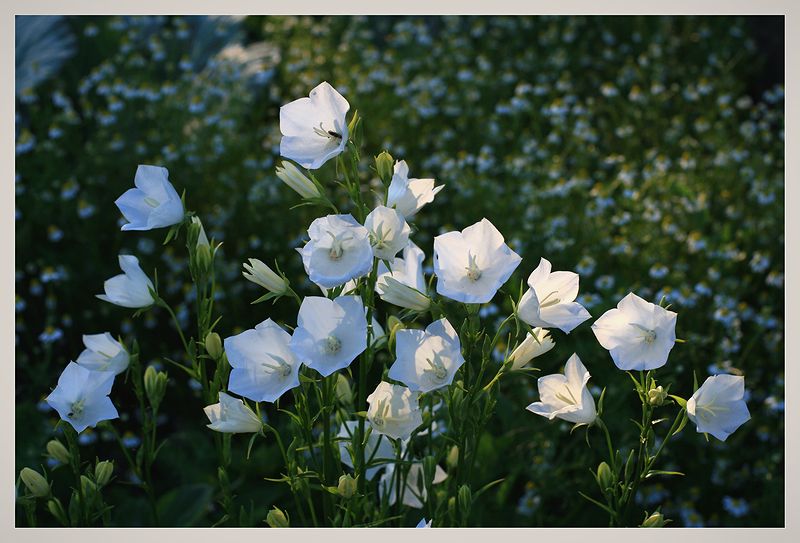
156, 483, 214, 527
669, 395, 687, 409
644, 470, 685, 479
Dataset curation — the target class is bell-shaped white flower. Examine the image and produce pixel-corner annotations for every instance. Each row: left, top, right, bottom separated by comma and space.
289, 296, 367, 377
366, 381, 423, 440
279, 81, 349, 170
380, 461, 447, 508
509, 328, 555, 370
364, 205, 411, 261
433, 218, 522, 304
416, 518, 433, 528
387, 160, 444, 218
591, 292, 677, 371
337, 420, 394, 480
76, 333, 129, 375
114, 165, 184, 231
526, 353, 597, 425
299, 214, 373, 289
96, 255, 155, 308
687, 374, 750, 441
242, 258, 288, 295
203, 392, 263, 434
46, 362, 119, 433
376, 242, 430, 311
517, 258, 591, 334
225, 319, 301, 403
388, 318, 465, 393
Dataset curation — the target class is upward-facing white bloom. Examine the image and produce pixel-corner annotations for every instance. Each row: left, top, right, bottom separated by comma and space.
276, 160, 321, 199
526, 354, 597, 425
591, 292, 677, 371
114, 165, 184, 231
364, 205, 411, 261
225, 319, 301, 403
289, 296, 367, 377
96, 255, 155, 308
337, 420, 394, 480
433, 218, 522, 304
388, 319, 465, 393
387, 160, 444, 218
279, 81, 349, 170
76, 333, 129, 375
242, 258, 288, 295
366, 381, 423, 440
517, 258, 591, 334
46, 362, 119, 433
509, 328, 555, 370
687, 374, 750, 442
376, 243, 429, 311
380, 462, 447, 508
299, 214, 373, 289
203, 392, 263, 434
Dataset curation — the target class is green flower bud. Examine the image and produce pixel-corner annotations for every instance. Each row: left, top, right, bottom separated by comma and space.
375, 150, 394, 183
446, 445, 460, 471
80, 475, 96, 499
335, 373, 353, 405
276, 161, 321, 200
457, 484, 472, 518
597, 461, 614, 491
47, 498, 68, 525
95, 460, 114, 487
641, 511, 667, 527
266, 506, 290, 528
46, 440, 71, 465
648, 385, 668, 407
20, 468, 50, 498
337, 474, 357, 498
188, 217, 212, 280
205, 332, 224, 360
144, 365, 168, 411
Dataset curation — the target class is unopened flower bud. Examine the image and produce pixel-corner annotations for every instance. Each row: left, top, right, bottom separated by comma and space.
47, 498, 68, 525
597, 461, 614, 491
20, 468, 50, 498
144, 365, 168, 411
276, 161, 321, 200
46, 440, 71, 465
337, 474, 357, 498
242, 258, 288, 295
80, 475, 96, 499
266, 506, 290, 528
375, 150, 394, 183
509, 328, 555, 370
377, 277, 430, 311
95, 460, 114, 487
648, 385, 668, 407
641, 511, 667, 527
446, 445, 460, 471
205, 332, 223, 360
335, 373, 353, 404
188, 217, 212, 279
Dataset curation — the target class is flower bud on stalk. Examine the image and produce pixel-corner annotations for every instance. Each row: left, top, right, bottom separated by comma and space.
242, 258, 288, 295
46, 440, 71, 465
377, 277, 430, 311
188, 216, 213, 280
266, 506, 290, 527
596, 461, 614, 491
47, 498, 68, 525
20, 468, 50, 498
95, 460, 114, 487
337, 474, 357, 498
205, 332, 224, 360
446, 445, 460, 471
375, 150, 394, 184
335, 373, 353, 405
80, 475, 97, 501
648, 385, 668, 407
641, 511, 667, 527
276, 161, 321, 200
144, 366, 168, 412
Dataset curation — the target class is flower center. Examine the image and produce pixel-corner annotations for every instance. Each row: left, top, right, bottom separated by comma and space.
465, 252, 482, 282
262, 355, 292, 378
143, 196, 161, 208
327, 231, 353, 261
67, 398, 85, 419
696, 403, 730, 422
554, 387, 578, 406
629, 322, 657, 344
324, 335, 342, 355
312, 121, 343, 142
423, 352, 449, 381
372, 399, 391, 427
369, 223, 392, 251
538, 290, 561, 309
